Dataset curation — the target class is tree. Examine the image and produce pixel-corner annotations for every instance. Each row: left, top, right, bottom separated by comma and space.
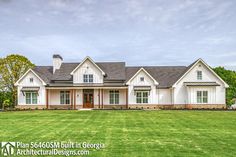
0, 54, 34, 107
213, 67, 236, 106
3, 99, 10, 110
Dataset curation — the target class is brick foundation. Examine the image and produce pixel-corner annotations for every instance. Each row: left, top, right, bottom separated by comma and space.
49, 105, 71, 109
103, 105, 127, 109
16, 104, 226, 110
16, 105, 46, 109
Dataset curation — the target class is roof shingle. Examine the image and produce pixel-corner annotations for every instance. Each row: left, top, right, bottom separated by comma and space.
31, 60, 198, 88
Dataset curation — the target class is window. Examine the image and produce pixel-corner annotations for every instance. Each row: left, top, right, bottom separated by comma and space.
60, 91, 70, 104
83, 74, 88, 83
83, 74, 93, 83
197, 71, 202, 80
136, 91, 148, 103
109, 90, 119, 104
89, 74, 93, 83
197, 91, 208, 103
140, 77, 144, 82
25, 92, 38, 104
30, 78, 34, 83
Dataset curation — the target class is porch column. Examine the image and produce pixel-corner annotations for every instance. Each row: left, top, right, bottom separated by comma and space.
126, 88, 128, 109
46, 89, 49, 109
98, 89, 100, 109
74, 89, 76, 110
71, 89, 73, 109
101, 89, 104, 109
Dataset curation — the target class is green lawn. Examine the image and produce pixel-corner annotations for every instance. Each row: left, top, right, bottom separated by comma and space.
0, 110, 236, 157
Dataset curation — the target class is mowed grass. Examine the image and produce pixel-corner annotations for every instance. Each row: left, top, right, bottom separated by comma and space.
0, 110, 236, 157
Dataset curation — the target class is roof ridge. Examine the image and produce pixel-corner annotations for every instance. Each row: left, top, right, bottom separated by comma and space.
96, 61, 125, 63
35, 65, 52, 67
126, 66, 187, 68
62, 61, 125, 64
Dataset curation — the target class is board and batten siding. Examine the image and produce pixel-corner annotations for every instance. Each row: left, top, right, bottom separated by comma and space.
128, 70, 158, 104
17, 71, 46, 105
72, 60, 103, 84
158, 89, 172, 104
103, 89, 126, 105
174, 61, 226, 104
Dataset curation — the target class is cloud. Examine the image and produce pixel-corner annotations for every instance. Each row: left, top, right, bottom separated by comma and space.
0, 0, 236, 67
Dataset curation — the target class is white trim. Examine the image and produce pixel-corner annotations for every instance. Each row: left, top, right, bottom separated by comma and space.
172, 59, 229, 88
46, 86, 128, 89
14, 69, 47, 86
126, 68, 159, 85
70, 56, 105, 75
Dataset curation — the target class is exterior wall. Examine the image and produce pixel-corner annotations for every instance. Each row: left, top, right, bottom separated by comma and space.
158, 89, 172, 104
17, 71, 46, 106
47, 89, 126, 108
128, 70, 157, 104
103, 89, 126, 105
174, 61, 226, 105
187, 86, 216, 104
73, 59, 103, 84
49, 89, 61, 105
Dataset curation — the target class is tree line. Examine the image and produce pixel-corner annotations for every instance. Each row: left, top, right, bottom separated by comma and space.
0, 54, 34, 109
0, 54, 235, 108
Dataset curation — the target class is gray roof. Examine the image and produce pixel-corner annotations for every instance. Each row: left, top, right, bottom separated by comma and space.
125, 66, 187, 88
52, 63, 77, 81
33, 66, 53, 84
51, 62, 126, 81
31, 60, 199, 88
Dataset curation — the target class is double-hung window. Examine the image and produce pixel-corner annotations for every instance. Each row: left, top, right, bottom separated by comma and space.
83, 74, 88, 83
109, 90, 119, 104
83, 74, 93, 83
197, 91, 208, 103
136, 91, 148, 103
197, 71, 202, 80
89, 74, 93, 82
60, 91, 70, 104
25, 92, 38, 104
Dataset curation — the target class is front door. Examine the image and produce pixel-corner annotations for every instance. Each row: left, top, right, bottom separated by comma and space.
83, 89, 94, 108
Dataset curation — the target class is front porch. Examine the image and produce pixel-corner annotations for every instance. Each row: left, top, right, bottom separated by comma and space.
46, 87, 128, 110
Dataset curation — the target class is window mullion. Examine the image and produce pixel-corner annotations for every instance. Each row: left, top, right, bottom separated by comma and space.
30, 92, 32, 104
141, 91, 143, 103
202, 92, 204, 103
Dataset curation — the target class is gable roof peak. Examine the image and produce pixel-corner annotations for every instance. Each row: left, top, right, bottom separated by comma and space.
70, 56, 105, 75
126, 67, 159, 85
173, 58, 229, 88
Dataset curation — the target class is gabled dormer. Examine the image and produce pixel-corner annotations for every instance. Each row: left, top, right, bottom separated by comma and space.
70, 56, 106, 84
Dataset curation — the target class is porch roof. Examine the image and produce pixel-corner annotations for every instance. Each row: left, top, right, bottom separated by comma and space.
21, 87, 40, 91
133, 86, 152, 91
184, 82, 220, 86
48, 82, 126, 87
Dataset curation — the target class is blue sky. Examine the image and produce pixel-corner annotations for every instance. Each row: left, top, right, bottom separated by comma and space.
0, 0, 236, 68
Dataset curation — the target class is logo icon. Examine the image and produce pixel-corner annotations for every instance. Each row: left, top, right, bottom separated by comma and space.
1, 142, 15, 156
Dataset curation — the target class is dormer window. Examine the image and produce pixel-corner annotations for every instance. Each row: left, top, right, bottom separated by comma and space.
197, 71, 202, 80
140, 77, 144, 82
30, 78, 34, 83
83, 74, 93, 83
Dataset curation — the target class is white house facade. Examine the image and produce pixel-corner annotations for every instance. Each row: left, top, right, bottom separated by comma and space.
15, 55, 229, 109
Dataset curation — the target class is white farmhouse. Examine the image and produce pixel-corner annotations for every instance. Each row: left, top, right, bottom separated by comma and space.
15, 55, 229, 109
